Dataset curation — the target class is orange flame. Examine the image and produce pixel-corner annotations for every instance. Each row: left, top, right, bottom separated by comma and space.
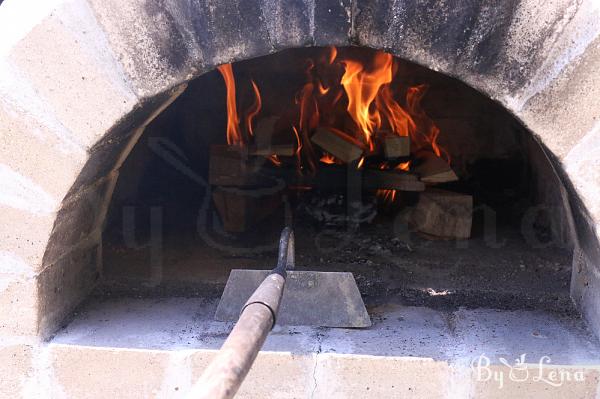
377, 85, 415, 137
269, 155, 282, 167
406, 85, 449, 163
327, 46, 337, 65
377, 189, 397, 204
292, 125, 303, 173
320, 153, 337, 164
218, 48, 449, 176
217, 64, 243, 146
245, 80, 262, 137
357, 156, 365, 169
295, 80, 319, 175
396, 161, 410, 171
340, 52, 393, 151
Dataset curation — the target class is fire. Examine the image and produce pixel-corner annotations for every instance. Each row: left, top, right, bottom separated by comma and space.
340, 52, 393, 151
406, 85, 449, 163
217, 64, 243, 146
397, 161, 410, 171
245, 80, 262, 137
377, 189, 397, 204
217, 47, 449, 183
377, 85, 415, 138
357, 156, 365, 169
269, 155, 282, 167
320, 153, 336, 164
376, 161, 411, 204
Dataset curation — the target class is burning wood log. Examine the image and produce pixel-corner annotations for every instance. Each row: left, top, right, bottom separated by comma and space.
212, 186, 284, 232
250, 116, 295, 156
414, 150, 458, 183
310, 127, 364, 163
209, 145, 272, 186
209, 146, 424, 191
410, 188, 472, 239
383, 135, 410, 158
248, 145, 295, 157
362, 168, 424, 192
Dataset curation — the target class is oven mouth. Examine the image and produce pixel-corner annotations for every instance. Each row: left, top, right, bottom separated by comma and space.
39, 43, 600, 399
88, 47, 573, 317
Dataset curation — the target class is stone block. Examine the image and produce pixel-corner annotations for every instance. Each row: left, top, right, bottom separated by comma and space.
190, 350, 314, 398
187, 1, 273, 67
313, 354, 451, 398
0, 343, 35, 398
49, 344, 171, 398
0, 274, 38, 337
261, 0, 312, 49
8, 11, 136, 149
42, 176, 115, 269
470, 364, 600, 399
521, 36, 600, 160
314, 0, 352, 46
0, 207, 56, 273
70, 85, 185, 191
37, 244, 102, 338
0, 102, 86, 201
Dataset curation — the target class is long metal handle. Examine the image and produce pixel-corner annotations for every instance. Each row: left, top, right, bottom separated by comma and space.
188, 228, 295, 399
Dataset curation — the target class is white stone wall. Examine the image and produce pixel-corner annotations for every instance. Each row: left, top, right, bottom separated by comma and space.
0, 0, 599, 396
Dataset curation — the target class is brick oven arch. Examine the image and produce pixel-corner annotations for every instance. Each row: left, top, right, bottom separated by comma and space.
1, 0, 600, 345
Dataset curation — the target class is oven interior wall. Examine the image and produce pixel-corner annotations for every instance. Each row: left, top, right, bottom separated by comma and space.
100, 48, 574, 312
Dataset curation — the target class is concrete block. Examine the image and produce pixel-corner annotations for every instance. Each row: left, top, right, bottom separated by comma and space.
0, 101, 86, 201
0, 207, 55, 273
49, 344, 171, 398
313, 0, 352, 46
564, 124, 600, 226
8, 12, 136, 149
313, 354, 451, 398
37, 244, 101, 338
521, 36, 600, 159
470, 364, 600, 399
71, 85, 185, 190
0, 343, 35, 398
190, 350, 314, 399
0, 274, 38, 337
87, 0, 272, 96
260, 0, 312, 49
42, 175, 115, 269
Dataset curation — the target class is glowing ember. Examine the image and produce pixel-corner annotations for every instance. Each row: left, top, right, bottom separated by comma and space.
357, 156, 365, 169
269, 154, 282, 167
320, 153, 337, 164
377, 189, 397, 204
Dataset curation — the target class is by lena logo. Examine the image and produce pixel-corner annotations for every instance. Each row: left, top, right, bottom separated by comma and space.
471, 354, 586, 389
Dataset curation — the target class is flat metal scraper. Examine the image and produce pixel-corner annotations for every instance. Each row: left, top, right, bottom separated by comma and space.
215, 269, 371, 328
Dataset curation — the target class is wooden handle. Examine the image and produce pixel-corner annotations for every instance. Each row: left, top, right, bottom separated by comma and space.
188, 273, 285, 399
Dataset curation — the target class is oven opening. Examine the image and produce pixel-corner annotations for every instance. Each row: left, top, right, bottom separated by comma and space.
51, 47, 598, 395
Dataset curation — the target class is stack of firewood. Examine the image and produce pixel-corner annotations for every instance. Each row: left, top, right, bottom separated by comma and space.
209, 118, 472, 239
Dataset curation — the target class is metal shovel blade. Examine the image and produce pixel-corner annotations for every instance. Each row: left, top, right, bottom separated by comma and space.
215, 269, 371, 328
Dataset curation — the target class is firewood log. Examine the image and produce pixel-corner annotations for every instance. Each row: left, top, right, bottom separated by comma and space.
414, 150, 458, 183
311, 127, 364, 163
410, 188, 472, 239
212, 185, 283, 232
383, 135, 410, 158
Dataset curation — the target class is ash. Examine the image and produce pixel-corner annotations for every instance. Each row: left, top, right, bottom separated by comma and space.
299, 190, 378, 227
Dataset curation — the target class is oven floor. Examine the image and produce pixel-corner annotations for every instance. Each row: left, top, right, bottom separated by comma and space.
102, 223, 574, 313
55, 296, 599, 362
48, 297, 600, 397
